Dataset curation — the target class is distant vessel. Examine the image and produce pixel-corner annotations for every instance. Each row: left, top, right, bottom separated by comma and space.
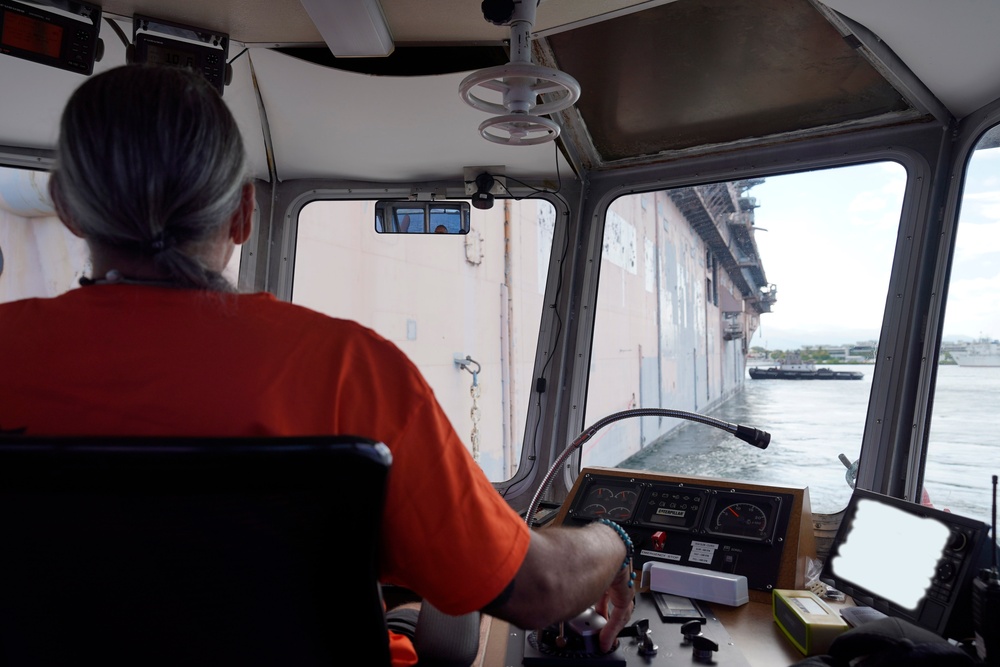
749, 354, 863, 380
951, 339, 1000, 367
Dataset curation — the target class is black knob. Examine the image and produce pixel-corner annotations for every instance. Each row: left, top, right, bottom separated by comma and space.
691, 634, 719, 663
481, 0, 515, 25
680, 619, 703, 644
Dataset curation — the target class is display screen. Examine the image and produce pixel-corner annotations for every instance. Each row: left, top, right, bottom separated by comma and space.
145, 41, 198, 69
827, 496, 949, 610
821, 488, 992, 639
2, 11, 62, 58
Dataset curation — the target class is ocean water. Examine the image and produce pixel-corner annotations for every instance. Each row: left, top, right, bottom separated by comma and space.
617, 364, 997, 527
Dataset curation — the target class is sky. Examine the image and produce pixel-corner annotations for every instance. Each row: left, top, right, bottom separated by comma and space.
746, 148, 1000, 351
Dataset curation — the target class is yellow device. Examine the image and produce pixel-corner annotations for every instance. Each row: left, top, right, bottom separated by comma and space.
772, 589, 849, 655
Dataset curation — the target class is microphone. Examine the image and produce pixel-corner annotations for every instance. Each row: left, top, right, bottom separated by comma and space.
525, 407, 772, 525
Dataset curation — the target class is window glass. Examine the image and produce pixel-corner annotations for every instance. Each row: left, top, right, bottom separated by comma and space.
0, 166, 88, 304
292, 199, 553, 482
0, 166, 243, 303
583, 163, 906, 515
926, 126, 1000, 527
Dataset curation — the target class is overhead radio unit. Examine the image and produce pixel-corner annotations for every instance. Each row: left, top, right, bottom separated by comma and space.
130, 15, 231, 94
0, 0, 103, 75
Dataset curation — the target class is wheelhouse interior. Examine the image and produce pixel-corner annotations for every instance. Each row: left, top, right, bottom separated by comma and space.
1, 0, 999, 664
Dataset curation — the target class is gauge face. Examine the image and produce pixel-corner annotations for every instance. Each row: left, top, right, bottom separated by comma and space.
706, 493, 779, 541
714, 503, 768, 538
571, 479, 642, 521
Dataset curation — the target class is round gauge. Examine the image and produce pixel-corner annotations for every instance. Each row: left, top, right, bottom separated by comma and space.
589, 487, 616, 501
607, 506, 632, 520
614, 490, 638, 504
713, 502, 768, 538
582, 503, 609, 517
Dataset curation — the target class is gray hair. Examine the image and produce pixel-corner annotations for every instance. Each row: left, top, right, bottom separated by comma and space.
49, 64, 249, 291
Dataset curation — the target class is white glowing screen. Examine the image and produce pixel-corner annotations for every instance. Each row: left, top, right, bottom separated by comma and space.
828, 497, 950, 610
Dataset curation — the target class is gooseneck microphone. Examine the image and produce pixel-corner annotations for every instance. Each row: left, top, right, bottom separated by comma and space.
524, 407, 771, 526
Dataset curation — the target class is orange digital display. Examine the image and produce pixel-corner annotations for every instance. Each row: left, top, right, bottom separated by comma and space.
2, 11, 62, 59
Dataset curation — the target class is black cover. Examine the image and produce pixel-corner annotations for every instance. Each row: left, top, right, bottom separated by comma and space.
0, 435, 392, 666
788, 617, 976, 667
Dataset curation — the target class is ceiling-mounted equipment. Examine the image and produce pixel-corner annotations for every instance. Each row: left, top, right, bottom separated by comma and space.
129, 15, 230, 94
471, 173, 496, 210
459, 0, 580, 146
0, 0, 103, 75
298, 0, 393, 58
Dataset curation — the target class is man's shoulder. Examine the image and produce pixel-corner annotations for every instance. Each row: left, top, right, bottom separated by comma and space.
241, 293, 371, 331
237, 293, 397, 350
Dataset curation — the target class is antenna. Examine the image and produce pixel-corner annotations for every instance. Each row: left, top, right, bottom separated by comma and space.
992, 474, 998, 572
972, 473, 999, 664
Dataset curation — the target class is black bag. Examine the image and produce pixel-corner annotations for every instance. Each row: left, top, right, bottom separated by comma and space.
788, 617, 976, 667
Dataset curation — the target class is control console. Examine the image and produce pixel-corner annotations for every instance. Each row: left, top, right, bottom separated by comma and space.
559, 468, 813, 602
504, 467, 814, 666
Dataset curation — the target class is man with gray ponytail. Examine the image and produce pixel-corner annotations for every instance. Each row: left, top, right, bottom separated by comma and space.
47, 64, 253, 292
0, 64, 633, 666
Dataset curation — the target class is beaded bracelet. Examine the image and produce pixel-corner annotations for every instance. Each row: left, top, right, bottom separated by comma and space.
597, 518, 634, 572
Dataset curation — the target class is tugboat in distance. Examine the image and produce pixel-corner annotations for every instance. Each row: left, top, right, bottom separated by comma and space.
749, 353, 864, 380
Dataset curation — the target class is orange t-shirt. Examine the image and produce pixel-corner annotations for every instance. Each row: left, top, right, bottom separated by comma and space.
0, 285, 531, 666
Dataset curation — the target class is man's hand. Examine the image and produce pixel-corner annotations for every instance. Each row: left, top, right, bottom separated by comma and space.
595, 562, 635, 653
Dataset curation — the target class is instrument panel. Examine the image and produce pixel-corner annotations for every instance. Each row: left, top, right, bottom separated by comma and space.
561, 469, 810, 596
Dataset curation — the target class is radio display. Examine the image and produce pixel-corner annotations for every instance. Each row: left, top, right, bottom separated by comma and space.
2, 11, 62, 58
132, 16, 229, 94
144, 41, 199, 69
0, 0, 100, 74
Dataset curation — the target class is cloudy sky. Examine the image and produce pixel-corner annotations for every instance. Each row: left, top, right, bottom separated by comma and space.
747, 148, 1000, 351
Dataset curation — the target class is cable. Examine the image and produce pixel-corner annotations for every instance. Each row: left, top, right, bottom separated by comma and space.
464, 140, 566, 203
504, 200, 569, 499
228, 47, 249, 65
104, 16, 130, 49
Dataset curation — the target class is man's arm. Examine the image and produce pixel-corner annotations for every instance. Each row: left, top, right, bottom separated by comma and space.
482, 520, 634, 652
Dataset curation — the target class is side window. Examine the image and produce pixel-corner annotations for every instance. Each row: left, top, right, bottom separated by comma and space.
0, 166, 88, 304
0, 165, 243, 302
925, 126, 1000, 527
584, 163, 906, 516
291, 199, 553, 482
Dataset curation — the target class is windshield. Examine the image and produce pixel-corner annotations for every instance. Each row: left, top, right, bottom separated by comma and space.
292, 198, 554, 482
583, 163, 906, 515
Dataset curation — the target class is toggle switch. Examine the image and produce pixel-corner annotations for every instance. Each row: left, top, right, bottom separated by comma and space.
651, 530, 667, 550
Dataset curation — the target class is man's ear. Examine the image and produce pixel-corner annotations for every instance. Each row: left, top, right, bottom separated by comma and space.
229, 182, 255, 245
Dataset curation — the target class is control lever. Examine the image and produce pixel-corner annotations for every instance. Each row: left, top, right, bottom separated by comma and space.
680, 619, 703, 645
691, 634, 719, 663
617, 618, 658, 656
680, 619, 718, 663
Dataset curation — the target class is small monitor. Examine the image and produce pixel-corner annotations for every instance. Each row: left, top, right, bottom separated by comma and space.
0, 0, 102, 75
821, 488, 991, 639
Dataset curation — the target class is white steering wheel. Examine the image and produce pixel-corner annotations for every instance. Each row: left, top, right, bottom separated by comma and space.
478, 114, 560, 145
459, 63, 581, 116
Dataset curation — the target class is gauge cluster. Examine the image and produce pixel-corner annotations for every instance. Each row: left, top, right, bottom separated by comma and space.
563, 470, 805, 595
569, 475, 783, 543
573, 479, 643, 522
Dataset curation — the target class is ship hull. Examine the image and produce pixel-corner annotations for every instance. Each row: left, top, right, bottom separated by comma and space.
749, 367, 863, 380
952, 355, 1000, 367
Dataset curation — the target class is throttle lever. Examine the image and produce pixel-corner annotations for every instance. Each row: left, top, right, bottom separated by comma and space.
617, 618, 658, 656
